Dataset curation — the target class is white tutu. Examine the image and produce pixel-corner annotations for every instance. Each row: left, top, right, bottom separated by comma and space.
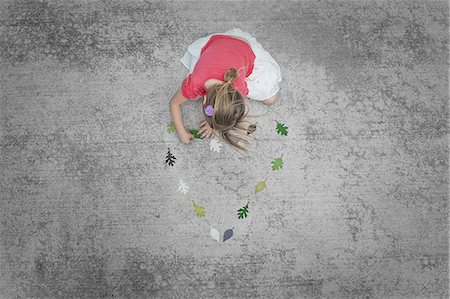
179, 28, 282, 101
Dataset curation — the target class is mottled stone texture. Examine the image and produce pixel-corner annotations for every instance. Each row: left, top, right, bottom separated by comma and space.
0, 0, 448, 298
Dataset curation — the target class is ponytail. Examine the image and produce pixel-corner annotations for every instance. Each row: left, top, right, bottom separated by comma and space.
224, 67, 239, 84
203, 67, 253, 154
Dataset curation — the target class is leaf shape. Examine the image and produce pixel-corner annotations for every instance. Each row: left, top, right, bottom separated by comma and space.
178, 178, 189, 195
165, 148, 176, 166
190, 129, 203, 139
255, 180, 267, 193
210, 227, 220, 242
167, 122, 176, 133
271, 155, 284, 171
223, 227, 234, 242
275, 120, 288, 136
237, 202, 249, 219
192, 200, 206, 217
209, 138, 223, 152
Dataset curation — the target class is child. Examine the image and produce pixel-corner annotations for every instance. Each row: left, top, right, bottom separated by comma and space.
169, 28, 282, 153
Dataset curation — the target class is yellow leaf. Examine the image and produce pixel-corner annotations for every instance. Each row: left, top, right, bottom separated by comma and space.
192, 200, 206, 217
255, 180, 267, 193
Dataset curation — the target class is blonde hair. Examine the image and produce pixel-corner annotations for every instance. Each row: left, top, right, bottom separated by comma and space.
203, 68, 254, 154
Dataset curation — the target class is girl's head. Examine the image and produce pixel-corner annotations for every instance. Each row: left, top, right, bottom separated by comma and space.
202, 67, 253, 153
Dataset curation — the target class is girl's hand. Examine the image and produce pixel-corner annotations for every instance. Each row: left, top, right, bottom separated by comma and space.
180, 130, 195, 144
199, 120, 214, 139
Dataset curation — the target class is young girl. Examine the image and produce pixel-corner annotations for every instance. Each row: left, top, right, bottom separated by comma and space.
169, 28, 282, 153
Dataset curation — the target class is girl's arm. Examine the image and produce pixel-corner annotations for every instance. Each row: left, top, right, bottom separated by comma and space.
169, 87, 194, 144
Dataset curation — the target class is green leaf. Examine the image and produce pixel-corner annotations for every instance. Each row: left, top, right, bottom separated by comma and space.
275, 120, 288, 136
192, 200, 206, 217
255, 180, 267, 193
237, 202, 249, 219
190, 129, 203, 139
271, 155, 284, 171
167, 122, 176, 133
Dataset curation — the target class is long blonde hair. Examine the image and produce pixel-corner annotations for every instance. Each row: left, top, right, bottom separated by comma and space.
203, 68, 254, 153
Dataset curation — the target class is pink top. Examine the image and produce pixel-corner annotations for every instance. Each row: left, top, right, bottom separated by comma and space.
181, 34, 256, 100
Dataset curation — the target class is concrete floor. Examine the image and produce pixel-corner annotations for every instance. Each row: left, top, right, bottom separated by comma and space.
0, 0, 448, 298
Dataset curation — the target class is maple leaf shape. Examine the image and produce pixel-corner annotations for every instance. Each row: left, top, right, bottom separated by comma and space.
271, 155, 284, 171
192, 200, 206, 217
167, 122, 176, 133
237, 202, 249, 219
275, 120, 288, 136
209, 138, 223, 152
178, 178, 189, 195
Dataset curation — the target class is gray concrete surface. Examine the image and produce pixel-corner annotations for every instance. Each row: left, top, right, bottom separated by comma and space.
0, 0, 448, 298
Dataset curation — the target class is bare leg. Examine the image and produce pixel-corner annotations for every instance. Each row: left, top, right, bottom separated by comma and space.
261, 92, 278, 105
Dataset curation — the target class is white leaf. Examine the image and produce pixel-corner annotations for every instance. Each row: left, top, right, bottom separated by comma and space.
210, 227, 220, 242
178, 177, 189, 195
209, 138, 223, 152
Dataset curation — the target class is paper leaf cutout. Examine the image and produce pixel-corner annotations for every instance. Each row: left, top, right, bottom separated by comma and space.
209, 138, 223, 152
210, 227, 220, 242
247, 123, 257, 135
192, 200, 206, 217
271, 155, 284, 171
255, 179, 267, 193
178, 178, 189, 195
190, 129, 203, 139
165, 148, 176, 166
275, 120, 288, 136
237, 202, 249, 219
167, 122, 176, 133
223, 227, 234, 242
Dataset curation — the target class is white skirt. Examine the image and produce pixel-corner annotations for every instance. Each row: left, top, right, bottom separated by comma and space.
179, 28, 282, 101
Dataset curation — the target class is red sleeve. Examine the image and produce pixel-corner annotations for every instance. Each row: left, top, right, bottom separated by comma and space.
181, 74, 205, 100
242, 81, 249, 97
246, 61, 254, 77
